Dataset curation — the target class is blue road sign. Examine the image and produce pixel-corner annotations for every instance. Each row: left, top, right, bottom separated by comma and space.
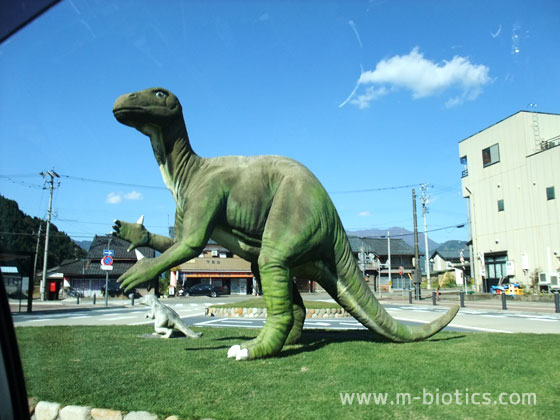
102, 256, 114, 266
103, 249, 114, 257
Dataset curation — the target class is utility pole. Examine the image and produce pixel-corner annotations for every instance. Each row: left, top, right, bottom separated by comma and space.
387, 232, 391, 292
40, 170, 60, 301
412, 189, 421, 300
421, 184, 431, 289
28, 222, 43, 312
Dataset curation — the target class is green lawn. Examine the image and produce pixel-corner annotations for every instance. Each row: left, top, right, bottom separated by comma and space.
16, 326, 559, 420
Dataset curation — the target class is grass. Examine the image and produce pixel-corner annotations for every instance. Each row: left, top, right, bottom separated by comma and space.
211, 297, 342, 309
16, 325, 559, 420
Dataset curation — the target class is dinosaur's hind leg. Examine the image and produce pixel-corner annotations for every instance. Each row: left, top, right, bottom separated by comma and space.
285, 287, 306, 345
154, 326, 173, 338
228, 251, 295, 360
254, 257, 305, 345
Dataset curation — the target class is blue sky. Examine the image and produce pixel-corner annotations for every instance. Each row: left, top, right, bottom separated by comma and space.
1, 0, 559, 245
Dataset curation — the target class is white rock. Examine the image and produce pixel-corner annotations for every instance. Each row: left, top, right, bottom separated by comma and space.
35, 401, 60, 420
59, 405, 92, 420
123, 411, 157, 420
91, 408, 123, 420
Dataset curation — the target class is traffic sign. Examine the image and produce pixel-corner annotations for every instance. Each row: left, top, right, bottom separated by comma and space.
102, 256, 114, 266
103, 249, 114, 256
398, 266, 404, 276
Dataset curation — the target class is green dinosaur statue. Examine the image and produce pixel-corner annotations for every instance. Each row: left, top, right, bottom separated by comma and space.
112, 87, 459, 360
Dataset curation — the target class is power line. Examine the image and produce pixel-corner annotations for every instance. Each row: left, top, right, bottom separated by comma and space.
348, 222, 467, 238
59, 174, 167, 190
330, 183, 420, 194
3, 172, 422, 195
1, 172, 168, 190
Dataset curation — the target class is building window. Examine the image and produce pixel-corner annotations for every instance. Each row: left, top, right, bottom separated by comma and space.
497, 199, 504, 212
482, 143, 500, 167
546, 186, 555, 200
460, 156, 468, 177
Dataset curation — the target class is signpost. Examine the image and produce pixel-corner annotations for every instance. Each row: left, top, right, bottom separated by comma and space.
102, 242, 113, 306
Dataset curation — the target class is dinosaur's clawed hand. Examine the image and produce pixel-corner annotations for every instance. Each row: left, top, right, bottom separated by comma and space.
117, 258, 156, 291
112, 219, 150, 251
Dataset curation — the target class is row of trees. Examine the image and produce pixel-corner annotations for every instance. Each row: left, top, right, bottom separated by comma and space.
0, 195, 86, 274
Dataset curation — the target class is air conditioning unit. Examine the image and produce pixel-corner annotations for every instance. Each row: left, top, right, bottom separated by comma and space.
538, 272, 549, 285
538, 272, 560, 289
550, 273, 559, 289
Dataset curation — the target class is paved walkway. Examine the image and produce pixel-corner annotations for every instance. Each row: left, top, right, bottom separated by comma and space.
9, 292, 559, 316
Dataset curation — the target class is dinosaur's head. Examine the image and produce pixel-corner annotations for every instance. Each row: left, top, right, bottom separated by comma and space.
139, 294, 158, 306
113, 87, 182, 132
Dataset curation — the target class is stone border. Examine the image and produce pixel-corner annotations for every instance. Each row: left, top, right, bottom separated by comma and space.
30, 400, 182, 420
205, 306, 350, 318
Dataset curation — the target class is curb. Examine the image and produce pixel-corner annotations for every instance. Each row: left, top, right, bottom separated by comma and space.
31, 399, 183, 420
205, 306, 351, 318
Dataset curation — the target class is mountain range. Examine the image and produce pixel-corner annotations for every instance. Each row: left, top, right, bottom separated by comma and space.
347, 227, 441, 254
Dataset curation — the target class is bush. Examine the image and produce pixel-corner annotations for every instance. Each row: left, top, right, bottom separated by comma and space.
439, 272, 457, 288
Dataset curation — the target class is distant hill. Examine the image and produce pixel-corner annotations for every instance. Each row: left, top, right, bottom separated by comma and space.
75, 240, 92, 251
435, 240, 468, 252
347, 227, 440, 254
0, 194, 86, 270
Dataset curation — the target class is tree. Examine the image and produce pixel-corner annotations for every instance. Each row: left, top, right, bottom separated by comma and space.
0, 195, 86, 270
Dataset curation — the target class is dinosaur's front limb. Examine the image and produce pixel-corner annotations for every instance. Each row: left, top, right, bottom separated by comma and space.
285, 287, 306, 345
229, 255, 294, 360
113, 219, 174, 253
118, 242, 200, 290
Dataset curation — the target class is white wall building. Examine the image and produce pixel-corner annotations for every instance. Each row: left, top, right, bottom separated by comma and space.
459, 111, 560, 292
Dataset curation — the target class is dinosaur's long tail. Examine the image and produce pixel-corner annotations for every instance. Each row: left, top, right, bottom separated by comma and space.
176, 322, 202, 339
318, 231, 459, 342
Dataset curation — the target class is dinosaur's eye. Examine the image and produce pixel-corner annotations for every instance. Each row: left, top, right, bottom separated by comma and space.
155, 91, 167, 98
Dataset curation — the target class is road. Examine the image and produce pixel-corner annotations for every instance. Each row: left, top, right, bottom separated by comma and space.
10, 295, 560, 334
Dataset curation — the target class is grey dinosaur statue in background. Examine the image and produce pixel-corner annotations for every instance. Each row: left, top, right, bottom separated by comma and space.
112, 87, 459, 360
140, 294, 202, 339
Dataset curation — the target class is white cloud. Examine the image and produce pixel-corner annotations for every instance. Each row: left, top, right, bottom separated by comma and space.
350, 86, 389, 109
358, 211, 371, 217
106, 192, 122, 204
106, 190, 143, 204
124, 190, 143, 200
349, 47, 491, 108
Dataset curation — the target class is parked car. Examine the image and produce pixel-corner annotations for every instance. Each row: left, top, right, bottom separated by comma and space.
65, 287, 84, 298
101, 284, 140, 298
182, 284, 225, 298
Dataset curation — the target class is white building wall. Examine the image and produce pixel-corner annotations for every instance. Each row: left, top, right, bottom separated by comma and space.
459, 111, 560, 291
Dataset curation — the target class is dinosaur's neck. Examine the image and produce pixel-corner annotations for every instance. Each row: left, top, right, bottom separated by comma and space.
145, 119, 201, 198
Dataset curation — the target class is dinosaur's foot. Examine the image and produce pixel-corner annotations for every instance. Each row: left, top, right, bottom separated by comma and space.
227, 345, 249, 360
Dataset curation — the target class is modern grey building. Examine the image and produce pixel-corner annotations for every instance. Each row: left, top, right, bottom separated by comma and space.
459, 111, 560, 292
